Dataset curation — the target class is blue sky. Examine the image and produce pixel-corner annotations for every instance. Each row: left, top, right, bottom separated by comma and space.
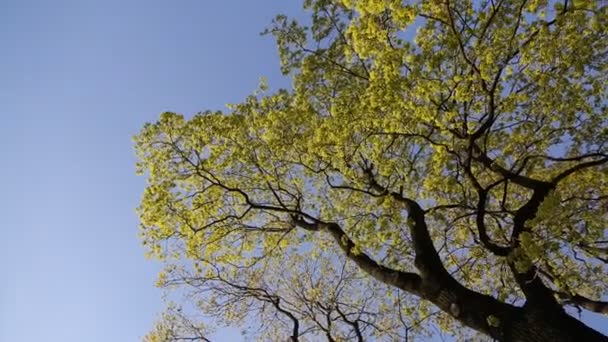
0, 1, 299, 341
1, 1, 606, 342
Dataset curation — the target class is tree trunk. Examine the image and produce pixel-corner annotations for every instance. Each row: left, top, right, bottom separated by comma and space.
306, 202, 607, 341
504, 307, 607, 342
420, 277, 608, 341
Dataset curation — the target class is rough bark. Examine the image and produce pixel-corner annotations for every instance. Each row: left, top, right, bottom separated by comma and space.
295, 212, 607, 341
308, 172, 608, 341
419, 276, 607, 341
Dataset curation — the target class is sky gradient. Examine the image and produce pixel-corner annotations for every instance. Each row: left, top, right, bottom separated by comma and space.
1, 1, 299, 341
1, 1, 606, 341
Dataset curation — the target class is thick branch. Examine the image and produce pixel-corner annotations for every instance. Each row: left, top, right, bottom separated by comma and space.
557, 293, 608, 316
471, 144, 551, 190
552, 157, 608, 184
335, 305, 364, 342
272, 298, 301, 341
476, 190, 511, 256
507, 182, 561, 307
292, 215, 520, 339
292, 216, 422, 294
362, 166, 449, 278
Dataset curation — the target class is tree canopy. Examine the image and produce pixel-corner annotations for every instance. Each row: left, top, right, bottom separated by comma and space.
135, 0, 608, 340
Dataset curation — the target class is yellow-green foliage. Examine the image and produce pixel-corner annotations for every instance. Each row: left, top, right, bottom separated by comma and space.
135, 1, 607, 340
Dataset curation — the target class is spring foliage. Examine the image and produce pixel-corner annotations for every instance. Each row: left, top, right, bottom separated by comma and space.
136, 1, 607, 340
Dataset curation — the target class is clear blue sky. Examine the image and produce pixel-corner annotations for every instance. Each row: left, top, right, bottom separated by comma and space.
0, 1, 299, 341
1, 1, 606, 342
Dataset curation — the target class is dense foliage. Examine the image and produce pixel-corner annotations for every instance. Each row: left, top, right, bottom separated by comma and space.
136, 1, 608, 340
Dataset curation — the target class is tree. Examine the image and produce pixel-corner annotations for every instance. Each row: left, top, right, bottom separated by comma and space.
135, 0, 608, 340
